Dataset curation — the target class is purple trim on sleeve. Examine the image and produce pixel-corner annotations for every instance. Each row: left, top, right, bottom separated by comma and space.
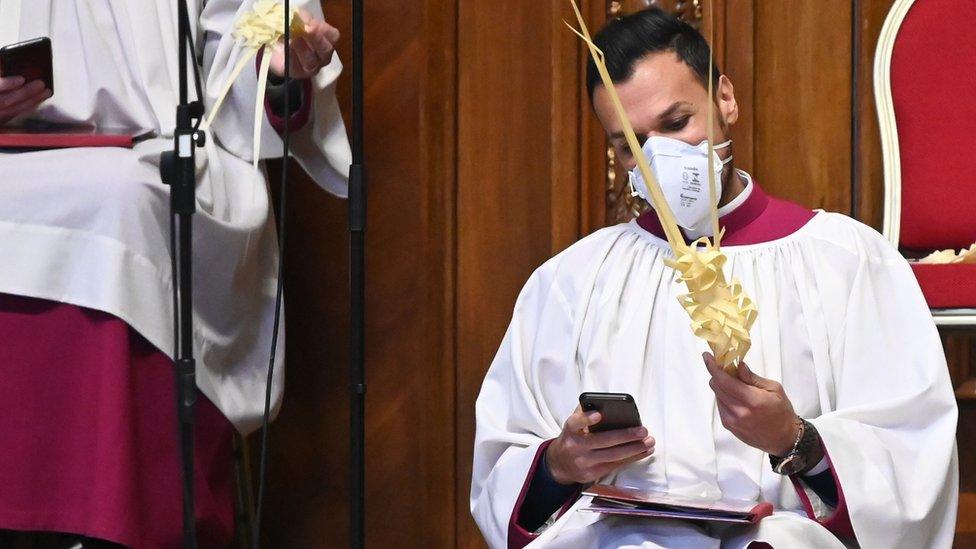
789, 446, 855, 540
255, 51, 313, 134
264, 77, 312, 134
507, 440, 582, 549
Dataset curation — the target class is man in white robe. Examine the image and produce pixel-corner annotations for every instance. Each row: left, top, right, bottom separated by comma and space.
471, 8, 958, 549
0, 0, 349, 545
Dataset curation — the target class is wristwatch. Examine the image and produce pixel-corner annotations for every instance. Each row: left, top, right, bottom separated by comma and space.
769, 418, 820, 476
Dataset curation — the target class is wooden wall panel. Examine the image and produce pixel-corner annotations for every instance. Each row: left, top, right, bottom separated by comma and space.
948, 334, 976, 548
723, 0, 755, 175
455, 3, 556, 545
261, 160, 350, 546
753, 1, 853, 213
958, 397, 976, 548
258, 0, 457, 547
418, 0, 460, 547
551, 3, 584, 254
854, 0, 895, 230
579, 0, 612, 234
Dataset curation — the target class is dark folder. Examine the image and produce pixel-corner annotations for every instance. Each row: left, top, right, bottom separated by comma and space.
582, 483, 774, 525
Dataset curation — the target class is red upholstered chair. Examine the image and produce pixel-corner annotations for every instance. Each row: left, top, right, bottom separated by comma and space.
874, 0, 976, 326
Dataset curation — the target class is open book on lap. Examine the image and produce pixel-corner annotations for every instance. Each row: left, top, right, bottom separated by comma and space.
581, 484, 773, 525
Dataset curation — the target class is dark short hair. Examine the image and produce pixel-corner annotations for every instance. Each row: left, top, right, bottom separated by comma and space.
586, 7, 721, 99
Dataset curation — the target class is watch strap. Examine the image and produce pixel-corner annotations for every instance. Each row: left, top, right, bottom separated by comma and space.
770, 418, 820, 476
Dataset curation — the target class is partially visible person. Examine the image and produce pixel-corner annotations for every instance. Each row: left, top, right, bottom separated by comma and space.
0, 1, 350, 546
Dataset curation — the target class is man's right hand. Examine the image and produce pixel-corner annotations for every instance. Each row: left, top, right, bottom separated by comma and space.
546, 407, 655, 485
0, 77, 52, 126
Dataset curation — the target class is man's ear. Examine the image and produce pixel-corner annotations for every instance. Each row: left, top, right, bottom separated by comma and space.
717, 74, 738, 126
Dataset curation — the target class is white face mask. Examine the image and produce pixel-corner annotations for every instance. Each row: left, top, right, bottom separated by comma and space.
628, 136, 733, 236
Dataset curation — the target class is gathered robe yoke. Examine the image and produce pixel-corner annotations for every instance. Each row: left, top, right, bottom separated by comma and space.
471, 182, 958, 549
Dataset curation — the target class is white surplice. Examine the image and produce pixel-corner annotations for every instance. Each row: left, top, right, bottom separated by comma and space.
0, 0, 350, 434
471, 212, 958, 548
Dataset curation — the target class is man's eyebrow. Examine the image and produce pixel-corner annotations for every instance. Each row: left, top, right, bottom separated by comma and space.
658, 101, 693, 120
608, 101, 694, 141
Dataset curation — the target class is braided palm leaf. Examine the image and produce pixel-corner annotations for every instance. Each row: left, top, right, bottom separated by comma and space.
666, 237, 758, 373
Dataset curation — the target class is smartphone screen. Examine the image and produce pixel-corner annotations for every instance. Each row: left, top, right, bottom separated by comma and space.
579, 392, 642, 433
0, 37, 54, 93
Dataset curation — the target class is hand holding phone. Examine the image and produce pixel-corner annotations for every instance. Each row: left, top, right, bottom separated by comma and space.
544, 393, 655, 485
0, 38, 54, 126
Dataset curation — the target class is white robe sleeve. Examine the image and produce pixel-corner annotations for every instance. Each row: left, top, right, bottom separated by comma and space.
199, 0, 351, 196
811, 224, 958, 548
470, 265, 581, 549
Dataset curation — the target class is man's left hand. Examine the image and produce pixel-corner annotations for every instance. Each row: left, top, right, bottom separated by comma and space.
703, 352, 800, 456
270, 10, 340, 79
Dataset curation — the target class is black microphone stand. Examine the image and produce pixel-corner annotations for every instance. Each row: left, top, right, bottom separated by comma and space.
159, 0, 205, 546
349, 0, 366, 547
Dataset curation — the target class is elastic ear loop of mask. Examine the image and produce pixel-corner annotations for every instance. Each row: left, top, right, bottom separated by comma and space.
255, 2, 292, 545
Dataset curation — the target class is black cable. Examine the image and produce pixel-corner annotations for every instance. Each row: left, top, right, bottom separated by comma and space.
171, 1, 196, 372
170, 10, 201, 388
176, 5, 204, 131
254, 1, 291, 546
172, 1, 198, 547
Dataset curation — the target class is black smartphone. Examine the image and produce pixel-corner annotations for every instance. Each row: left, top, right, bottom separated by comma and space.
0, 37, 54, 93
579, 392, 642, 433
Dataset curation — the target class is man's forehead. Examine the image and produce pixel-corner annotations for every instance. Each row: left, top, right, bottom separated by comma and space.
594, 51, 704, 134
